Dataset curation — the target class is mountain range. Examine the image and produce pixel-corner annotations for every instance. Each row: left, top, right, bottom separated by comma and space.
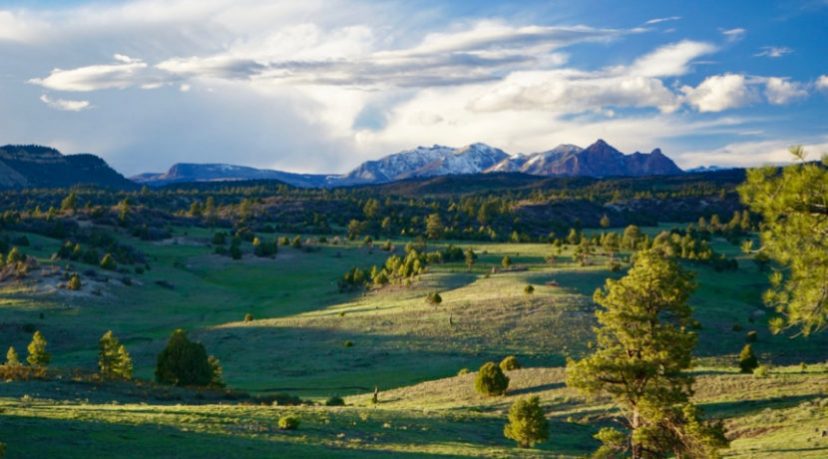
132, 139, 683, 188
0, 140, 685, 190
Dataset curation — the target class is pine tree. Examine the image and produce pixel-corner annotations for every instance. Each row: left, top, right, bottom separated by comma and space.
566, 250, 728, 458
208, 355, 224, 388
26, 331, 50, 367
425, 213, 444, 240
61, 191, 78, 213
99, 331, 132, 380
100, 253, 116, 270
738, 344, 759, 373
738, 146, 828, 335
501, 255, 512, 269
5, 346, 20, 366
504, 396, 549, 448
115, 344, 133, 380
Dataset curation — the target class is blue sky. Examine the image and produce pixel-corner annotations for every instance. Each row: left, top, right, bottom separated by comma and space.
0, 0, 826, 175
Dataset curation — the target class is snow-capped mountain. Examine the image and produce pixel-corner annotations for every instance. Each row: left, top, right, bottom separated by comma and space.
339, 143, 510, 184
487, 140, 682, 177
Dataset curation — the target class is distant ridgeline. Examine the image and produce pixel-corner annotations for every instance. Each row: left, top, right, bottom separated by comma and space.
0, 145, 135, 190
132, 139, 686, 188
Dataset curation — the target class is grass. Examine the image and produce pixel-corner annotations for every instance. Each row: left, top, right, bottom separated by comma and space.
1, 223, 827, 457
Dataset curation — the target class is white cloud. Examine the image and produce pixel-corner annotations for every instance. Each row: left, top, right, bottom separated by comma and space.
645, 16, 681, 25
755, 46, 793, 58
39, 94, 91, 111
29, 58, 159, 91
681, 74, 757, 112
817, 75, 828, 92
628, 40, 716, 77
721, 28, 746, 42
764, 77, 808, 104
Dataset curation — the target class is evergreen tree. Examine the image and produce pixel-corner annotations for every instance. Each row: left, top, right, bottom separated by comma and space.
600, 214, 611, 228
208, 355, 224, 388
26, 331, 50, 367
504, 396, 549, 448
566, 250, 728, 458
464, 248, 477, 272
61, 191, 78, 213
425, 213, 444, 240
738, 344, 759, 373
155, 329, 214, 386
501, 255, 512, 269
738, 146, 828, 335
5, 346, 20, 366
99, 331, 133, 380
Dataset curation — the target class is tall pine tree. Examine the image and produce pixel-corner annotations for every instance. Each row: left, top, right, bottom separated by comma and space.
566, 250, 727, 458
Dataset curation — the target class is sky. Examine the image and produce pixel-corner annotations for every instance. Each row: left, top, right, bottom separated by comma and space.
1, 0, 827, 175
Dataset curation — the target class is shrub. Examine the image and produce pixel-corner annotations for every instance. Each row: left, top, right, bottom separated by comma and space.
753, 364, 770, 378
99, 253, 117, 270
278, 415, 300, 430
426, 291, 442, 305
504, 396, 549, 448
155, 329, 214, 386
244, 313, 253, 322
343, 340, 354, 348
500, 355, 521, 371
67, 273, 82, 291
325, 395, 345, 406
475, 362, 509, 396
457, 368, 470, 376
523, 284, 534, 295
746, 330, 758, 342
738, 344, 759, 374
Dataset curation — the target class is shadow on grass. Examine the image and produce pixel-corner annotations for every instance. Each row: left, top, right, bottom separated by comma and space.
701, 393, 821, 418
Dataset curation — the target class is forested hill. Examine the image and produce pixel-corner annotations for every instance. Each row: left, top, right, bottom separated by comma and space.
0, 145, 136, 190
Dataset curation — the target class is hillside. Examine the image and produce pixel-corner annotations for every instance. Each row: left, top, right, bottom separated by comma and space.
132, 163, 330, 188
0, 145, 135, 190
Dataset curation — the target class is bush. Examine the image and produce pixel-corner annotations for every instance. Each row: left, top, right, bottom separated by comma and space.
67, 273, 82, 291
343, 340, 354, 348
501, 255, 512, 268
325, 395, 345, 406
155, 329, 215, 386
746, 330, 758, 342
504, 396, 549, 448
244, 313, 253, 322
99, 253, 117, 270
738, 344, 759, 374
523, 284, 534, 295
475, 362, 509, 396
457, 368, 470, 376
426, 291, 442, 305
278, 415, 300, 430
753, 364, 770, 378
500, 355, 521, 371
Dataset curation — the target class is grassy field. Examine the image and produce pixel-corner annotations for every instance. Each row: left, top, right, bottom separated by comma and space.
1, 223, 827, 457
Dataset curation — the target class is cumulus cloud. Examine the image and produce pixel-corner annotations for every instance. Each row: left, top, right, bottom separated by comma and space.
39, 94, 91, 111
764, 77, 808, 104
675, 139, 828, 168
681, 74, 757, 112
755, 46, 793, 58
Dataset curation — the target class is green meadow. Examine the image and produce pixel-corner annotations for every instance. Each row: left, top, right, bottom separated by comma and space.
1, 224, 826, 457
